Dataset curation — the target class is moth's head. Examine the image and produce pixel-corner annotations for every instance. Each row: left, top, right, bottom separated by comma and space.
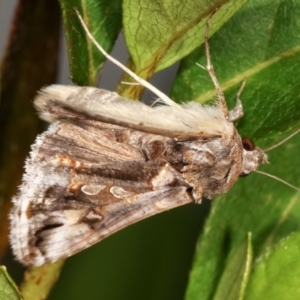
240, 138, 268, 176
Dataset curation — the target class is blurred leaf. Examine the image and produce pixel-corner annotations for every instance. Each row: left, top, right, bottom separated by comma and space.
59, 0, 122, 85
0, 0, 60, 261
120, 0, 248, 99
179, 1, 300, 299
213, 233, 253, 300
245, 232, 300, 300
0, 266, 23, 300
0, 0, 65, 298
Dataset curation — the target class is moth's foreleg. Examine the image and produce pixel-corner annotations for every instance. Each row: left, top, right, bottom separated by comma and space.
204, 9, 229, 119
228, 79, 246, 122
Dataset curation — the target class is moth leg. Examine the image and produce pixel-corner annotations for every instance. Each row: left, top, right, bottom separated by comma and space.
228, 79, 246, 122
204, 10, 229, 119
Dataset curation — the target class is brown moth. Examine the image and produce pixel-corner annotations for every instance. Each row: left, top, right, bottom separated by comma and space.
9, 12, 270, 266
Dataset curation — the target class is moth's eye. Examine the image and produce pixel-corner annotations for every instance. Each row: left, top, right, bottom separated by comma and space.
242, 138, 255, 151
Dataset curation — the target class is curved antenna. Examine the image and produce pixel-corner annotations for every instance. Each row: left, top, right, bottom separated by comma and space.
75, 10, 180, 109
255, 170, 300, 193
264, 128, 300, 152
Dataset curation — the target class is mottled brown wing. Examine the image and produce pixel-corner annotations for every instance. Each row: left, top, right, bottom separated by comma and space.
10, 117, 193, 266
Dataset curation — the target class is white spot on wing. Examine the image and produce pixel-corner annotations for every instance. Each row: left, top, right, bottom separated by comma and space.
110, 186, 134, 199
81, 185, 106, 195
85, 211, 103, 222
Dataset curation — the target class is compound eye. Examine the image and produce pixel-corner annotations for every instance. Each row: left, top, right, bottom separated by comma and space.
242, 138, 255, 151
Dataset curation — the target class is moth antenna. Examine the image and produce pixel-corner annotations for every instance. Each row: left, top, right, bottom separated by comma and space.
75, 10, 180, 109
264, 128, 300, 152
121, 81, 141, 86
203, 9, 229, 118
255, 170, 300, 193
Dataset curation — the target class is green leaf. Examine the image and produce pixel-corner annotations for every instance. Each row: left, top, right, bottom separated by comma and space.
245, 232, 300, 300
213, 233, 253, 300
123, 0, 248, 79
59, 0, 122, 86
180, 1, 300, 299
171, 0, 300, 138
0, 266, 23, 300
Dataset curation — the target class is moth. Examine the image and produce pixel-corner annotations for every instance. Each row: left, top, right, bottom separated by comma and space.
9, 11, 297, 267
